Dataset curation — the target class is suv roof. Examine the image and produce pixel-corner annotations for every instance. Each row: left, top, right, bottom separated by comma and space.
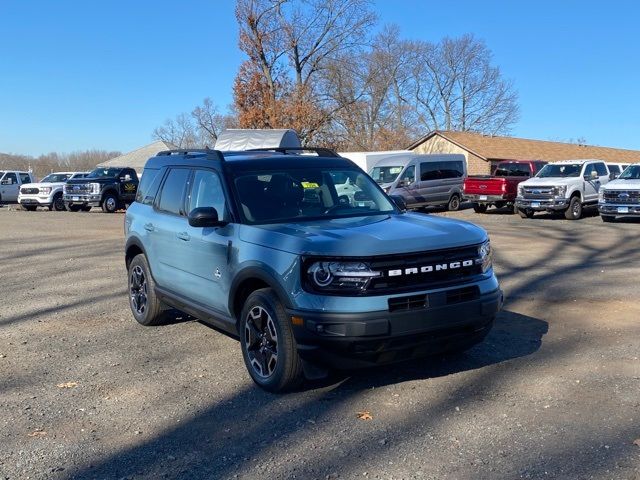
145, 148, 354, 172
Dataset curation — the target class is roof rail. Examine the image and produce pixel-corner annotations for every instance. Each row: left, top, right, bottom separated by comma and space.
156, 149, 225, 161
245, 147, 341, 158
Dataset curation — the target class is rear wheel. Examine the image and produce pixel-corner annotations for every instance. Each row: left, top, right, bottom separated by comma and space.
564, 196, 582, 220
240, 288, 304, 392
601, 215, 615, 223
128, 254, 164, 326
472, 203, 488, 214
447, 194, 461, 211
102, 193, 118, 213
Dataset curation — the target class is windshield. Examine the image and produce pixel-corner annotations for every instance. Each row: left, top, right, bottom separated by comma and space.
370, 166, 404, 184
618, 165, 640, 179
41, 173, 71, 183
233, 167, 396, 224
536, 163, 581, 178
87, 167, 121, 178
494, 163, 531, 177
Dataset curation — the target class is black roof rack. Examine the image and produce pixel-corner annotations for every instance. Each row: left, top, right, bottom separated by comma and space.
156, 149, 225, 161
245, 147, 341, 158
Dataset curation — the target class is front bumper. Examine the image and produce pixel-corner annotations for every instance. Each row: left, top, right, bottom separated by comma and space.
466, 194, 511, 203
598, 203, 640, 216
63, 194, 101, 206
290, 287, 503, 369
516, 197, 568, 211
18, 194, 54, 206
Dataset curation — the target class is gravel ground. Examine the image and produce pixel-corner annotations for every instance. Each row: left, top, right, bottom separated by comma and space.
0, 205, 639, 480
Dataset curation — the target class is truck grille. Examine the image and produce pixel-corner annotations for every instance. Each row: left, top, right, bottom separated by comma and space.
366, 245, 484, 294
522, 186, 555, 199
21, 187, 39, 194
603, 190, 640, 204
65, 184, 92, 194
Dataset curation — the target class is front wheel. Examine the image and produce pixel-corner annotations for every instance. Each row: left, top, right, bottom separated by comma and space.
102, 194, 118, 213
240, 288, 304, 393
601, 215, 615, 223
447, 194, 461, 211
53, 194, 66, 211
472, 203, 488, 214
518, 208, 534, 219
564, 197, 582, 220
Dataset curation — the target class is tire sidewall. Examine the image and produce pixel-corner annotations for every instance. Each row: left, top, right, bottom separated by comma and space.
240, 289, 297, 391
565, 197, 582, 220
102, 194, 118, 213
128, 254, 157, 326
53, 194, 66, 211
448, 194, 460, 211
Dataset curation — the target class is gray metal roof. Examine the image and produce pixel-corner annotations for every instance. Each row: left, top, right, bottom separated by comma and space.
98, 140, 178, 172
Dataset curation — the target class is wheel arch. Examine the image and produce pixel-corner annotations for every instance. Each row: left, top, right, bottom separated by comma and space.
125, 236, 147, 270
230, 267, 293, 322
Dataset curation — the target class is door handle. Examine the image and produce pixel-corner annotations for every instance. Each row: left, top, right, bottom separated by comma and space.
177, 232, 191, 241
144, 223, 155, 232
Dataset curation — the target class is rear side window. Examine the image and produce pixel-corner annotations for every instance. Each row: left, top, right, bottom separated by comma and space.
187, 169, 226, 217
608, 165, 620, 175
420, 161, 464, 181
420, 162, 439, 181
136, 168, 162, 205
595, 163, 608, 176
19, 173, 31, 183
157, 168, 190, 215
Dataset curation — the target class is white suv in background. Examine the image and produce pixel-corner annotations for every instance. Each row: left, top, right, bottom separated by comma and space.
18, 172, 89, 211
515, 159, 611, 220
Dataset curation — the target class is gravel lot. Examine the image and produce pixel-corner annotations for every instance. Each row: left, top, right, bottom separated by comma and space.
1, 205, 639, 480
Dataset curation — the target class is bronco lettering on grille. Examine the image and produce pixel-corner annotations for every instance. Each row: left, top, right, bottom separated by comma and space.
388, 259, 475, 277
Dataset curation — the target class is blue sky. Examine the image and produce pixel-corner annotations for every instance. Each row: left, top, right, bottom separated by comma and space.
1, 0, 639, 156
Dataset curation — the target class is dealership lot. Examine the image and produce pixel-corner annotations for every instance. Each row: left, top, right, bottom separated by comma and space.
1, 208, 639, 480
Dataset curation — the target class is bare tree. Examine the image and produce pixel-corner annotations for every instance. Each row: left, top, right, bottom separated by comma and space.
413, 34, 519, 135
0, 150, 121, 179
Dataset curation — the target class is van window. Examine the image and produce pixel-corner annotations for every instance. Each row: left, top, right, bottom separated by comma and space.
370, 165, 404, 184
420, 161, 464, 181
157, 168, 190, 215
402, 165, 415, 183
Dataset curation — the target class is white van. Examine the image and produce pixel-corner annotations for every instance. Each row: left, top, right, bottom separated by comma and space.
369, 154, 467, 210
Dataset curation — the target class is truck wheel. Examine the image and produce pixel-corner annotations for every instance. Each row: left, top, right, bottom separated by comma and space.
102, 194, 118, 213
472, 203, 488, 214
128, 254, 164, 326
240, 288, 304, 393
53, 193, 66, 211
518, 208, 534, 219
495, 201, 506, 209
447, 194, 461, 211
564, 197, 582, 220
601, 215, 615, 223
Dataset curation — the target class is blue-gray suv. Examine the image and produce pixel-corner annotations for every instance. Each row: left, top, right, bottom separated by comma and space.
124, 148, 502, 392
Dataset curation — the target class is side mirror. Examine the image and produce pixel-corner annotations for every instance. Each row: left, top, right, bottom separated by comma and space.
591, 171, 599, 179
389, 195, 407, 212
188, 207, 227, 228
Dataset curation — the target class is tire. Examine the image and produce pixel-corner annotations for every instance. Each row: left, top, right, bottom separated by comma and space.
564, 196, 582, 220
447, 194, 461, 211
495, 201, 506, 209
52, 193, 66, 211
67, 204, 82, 212
102, 193, 118, 213
128, 254, 164, 326
82, 206, 92, 212
240, 288, 304, 393
23, 205, 37, 211
518, 208, 534, 219
472, 203, 488, 214
601, 215, 615, 223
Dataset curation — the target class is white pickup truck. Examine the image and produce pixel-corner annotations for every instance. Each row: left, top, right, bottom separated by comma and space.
598, 163, 640, 222
515, 159, 611, 220
0, 170, 36, 204
18, 171, 89, 211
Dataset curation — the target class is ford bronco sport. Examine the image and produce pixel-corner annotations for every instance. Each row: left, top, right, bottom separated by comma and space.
124, 148, 502, 392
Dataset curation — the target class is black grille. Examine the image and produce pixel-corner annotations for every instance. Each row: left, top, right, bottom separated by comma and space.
65, 184, 92, 194
21, 187, 38, 194
388, 294, 427, 312
522, 186, 554, 199
367, 245, 483, 294
603, 190, 640, 204
446, 286, 480, 304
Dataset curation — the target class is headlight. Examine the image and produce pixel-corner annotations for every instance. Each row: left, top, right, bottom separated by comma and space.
477, 240, 492, 273
554, 185, 567, 196
517, 185, 524, 196
39, 187, 52, 195
306, 261, 381, 293
598, 189, 605, 202
90, 183, 101, 194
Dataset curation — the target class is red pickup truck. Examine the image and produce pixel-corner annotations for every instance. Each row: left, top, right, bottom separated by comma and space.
464, 160, 547, 213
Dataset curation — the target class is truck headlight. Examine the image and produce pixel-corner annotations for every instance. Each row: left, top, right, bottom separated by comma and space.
554, 185, 567, 196
306, 261, 381, 293
477, 240, 492, 273
598, 189, 605, 202
517, 185, 524, 197
39, 187, 52, 195
90, 183, 101, 194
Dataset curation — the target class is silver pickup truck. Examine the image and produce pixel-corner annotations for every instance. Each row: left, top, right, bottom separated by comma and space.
0, 171, 36, 204
598, 163, 640, 222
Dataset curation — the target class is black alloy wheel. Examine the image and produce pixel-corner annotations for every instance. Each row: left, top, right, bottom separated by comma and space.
129, 265, 148, 317
244, 306, 279, 379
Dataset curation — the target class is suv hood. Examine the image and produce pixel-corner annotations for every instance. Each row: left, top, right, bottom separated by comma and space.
603, 178, 640, 190
239, 213, 488, 256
